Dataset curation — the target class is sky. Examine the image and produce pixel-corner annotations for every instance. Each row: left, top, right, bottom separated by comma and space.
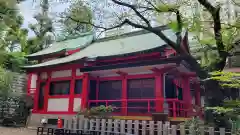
18, 0, 70, 37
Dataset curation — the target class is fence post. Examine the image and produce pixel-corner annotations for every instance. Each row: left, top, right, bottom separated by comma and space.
96, 119, 100, 131
142, 120, 147, 135
208, 127, 214, 135
179, 124, 185, 135
219, 128, 225, 135
199, 126, 205, 135
157, 121, 162, 135
101, 119, 106, 135
231, 121, 237, 134
127, 120, 132, 134
189, 125, 196, 135
114, 119, 119, 133
64, 119, 68, 129
134, 120, 139, 135
166, 122, 171, 134
171, 125, 177, 135
84, 118, 89, 132
78, 118, 84, 130
149, 121, 154, 135
89, 119, 94, 131
120, 120, 125, 134
107, 119, 113, 134
162, 123, 168, 135
72, 117, 77, 132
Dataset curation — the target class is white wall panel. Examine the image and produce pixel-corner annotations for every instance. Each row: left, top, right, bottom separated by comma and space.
47, 98, 69, 112
73, 98, 82, 112
51, 70, 72, 78
30, 74, 38, 88
76, 69, 83, 76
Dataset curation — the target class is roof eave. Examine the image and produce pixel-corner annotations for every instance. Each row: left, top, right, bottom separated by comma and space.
26, 49, 67, 60
80, 55, 187, 72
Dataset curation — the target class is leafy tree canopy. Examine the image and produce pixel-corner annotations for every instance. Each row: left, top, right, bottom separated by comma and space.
58, 0, 93, 40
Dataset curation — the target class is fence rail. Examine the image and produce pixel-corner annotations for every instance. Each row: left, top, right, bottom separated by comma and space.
37, 118, 236, 135
88, 98, 189, 118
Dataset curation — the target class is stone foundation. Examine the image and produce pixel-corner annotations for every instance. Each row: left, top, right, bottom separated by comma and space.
27, 113, 83, 129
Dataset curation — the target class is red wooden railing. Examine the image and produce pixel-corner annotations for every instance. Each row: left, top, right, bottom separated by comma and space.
88, 98, 191, 118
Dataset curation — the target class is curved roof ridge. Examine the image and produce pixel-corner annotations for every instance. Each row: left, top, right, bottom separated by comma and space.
56, 30, 95, 42
27, 31, 95, 58
23, 28, 176, 68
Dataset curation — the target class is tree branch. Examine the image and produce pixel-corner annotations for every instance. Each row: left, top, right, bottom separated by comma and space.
175, 10, 182, 48
197, 0, 215, 13
111, 0, 151, 27
68, 14, 180, 52
68, 16, 128, 31
197, 0, 228, 70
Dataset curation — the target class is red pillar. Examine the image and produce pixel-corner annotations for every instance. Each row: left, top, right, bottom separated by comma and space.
155, 73, 163, 112
68, 68, 76, 113
182, 75, 192, 117
81, 73, 89, 109
44, 72, 51, 112
122, 76, 127, 115
27, 73, 32, 95
33, 73, 40, 112
195, 83, 201, 107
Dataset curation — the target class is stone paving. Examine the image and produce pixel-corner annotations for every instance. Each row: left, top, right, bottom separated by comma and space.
0, 126, 36, 135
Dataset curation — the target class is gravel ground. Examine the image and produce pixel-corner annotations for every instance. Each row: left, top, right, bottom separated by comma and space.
0, 126, 36, 135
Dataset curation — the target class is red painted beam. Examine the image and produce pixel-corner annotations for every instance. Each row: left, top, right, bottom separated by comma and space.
168, 68, 197, 78
27, 64, 83, 73
81, 73, 89, 109
150, 65, 177, 74
182, 75, 192, 117
27, 73, 33, 95
122, 76, 127, 115
155, 74, 163, 112
44, 72, 51, 112
33, 73, 40, 112
66, 48, 81, 55
116, 71, 128, 76
68, 68, 77, 113
97, 52, 161, 63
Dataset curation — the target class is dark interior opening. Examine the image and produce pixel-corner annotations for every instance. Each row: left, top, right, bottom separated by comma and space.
38, 82, 45, 110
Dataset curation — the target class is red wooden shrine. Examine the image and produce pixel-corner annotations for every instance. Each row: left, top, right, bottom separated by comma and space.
24, 27, 202, 119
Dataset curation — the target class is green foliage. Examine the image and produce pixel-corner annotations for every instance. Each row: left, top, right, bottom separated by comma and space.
0, 0, 28, 50
0, 67, 13, 98
210, 71, 240, 88
28, 0, 54, 53
0, 0, 29, 72
156, 4, 179, 12
183, 117, 204, 135
4, 52, 27, 72
155, 1, 240, 71
78, 105, 115, 118
206, 99, 240, 121
58, 0, 92, 39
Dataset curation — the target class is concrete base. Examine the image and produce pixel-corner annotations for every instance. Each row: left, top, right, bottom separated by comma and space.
27, 113, 79, 129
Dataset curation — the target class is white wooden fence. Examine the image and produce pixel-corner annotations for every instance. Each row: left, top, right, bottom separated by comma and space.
62, 118, 235, 135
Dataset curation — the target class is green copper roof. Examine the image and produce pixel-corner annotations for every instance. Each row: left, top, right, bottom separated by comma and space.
27, 32, 94, 58
24, 28, 176, 68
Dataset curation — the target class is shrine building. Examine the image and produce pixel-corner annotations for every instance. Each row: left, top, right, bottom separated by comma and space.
24, 25, 203, 125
